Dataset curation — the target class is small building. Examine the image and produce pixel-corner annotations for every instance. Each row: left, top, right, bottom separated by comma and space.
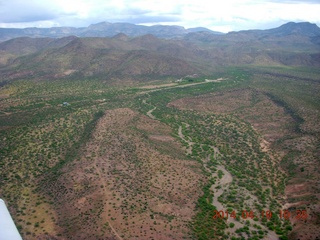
63, 102, 70, 106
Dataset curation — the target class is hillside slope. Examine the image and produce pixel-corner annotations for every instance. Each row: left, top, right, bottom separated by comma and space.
0, 22, 218, 42
0, 22, 319, 82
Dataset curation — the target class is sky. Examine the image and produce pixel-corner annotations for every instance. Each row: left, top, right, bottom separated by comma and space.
0, 0, 320, 33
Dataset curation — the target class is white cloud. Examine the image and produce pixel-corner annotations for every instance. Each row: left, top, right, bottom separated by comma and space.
0, 0, 319, 32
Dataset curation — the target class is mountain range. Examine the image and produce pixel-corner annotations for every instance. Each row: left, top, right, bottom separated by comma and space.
0, 22, 319, 82
0, 22, 221, 42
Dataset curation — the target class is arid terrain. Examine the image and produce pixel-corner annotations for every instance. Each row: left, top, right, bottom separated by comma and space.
38, 108, 206, 239
168, 79, 320, 239
0, 21, 320, 240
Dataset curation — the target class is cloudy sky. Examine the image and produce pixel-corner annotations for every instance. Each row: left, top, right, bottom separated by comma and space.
0, 0, 320, 32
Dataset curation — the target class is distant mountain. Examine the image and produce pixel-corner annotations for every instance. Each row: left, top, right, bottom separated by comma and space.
0, 35, 200, 80
0, 22, 319, 82
0, 22, 218, 42
185, 22, 320, 42
183, 22, 320, 56
0, 36, 77, 55
262, 22, 320, 37
232, 22, 320, 38
186, 27, 223, 35
0, 27, 80, 42
1, 21, 319, 43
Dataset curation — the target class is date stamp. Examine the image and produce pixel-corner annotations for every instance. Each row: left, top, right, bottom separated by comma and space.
213, 209, 308, 220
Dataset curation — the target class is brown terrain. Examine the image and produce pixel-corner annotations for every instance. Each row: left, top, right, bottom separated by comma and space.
168, 88, 320, 239
169, 88, 295, 143
0, 21, 319, 240
38, 108, 206, 240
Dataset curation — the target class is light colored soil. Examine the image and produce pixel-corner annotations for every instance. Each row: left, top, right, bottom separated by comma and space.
43, 108, 206, 239
139, 83, 178, 89
149, 135, 176, 142
140, 78, 226, 90
210, 164, 278, 239
210, 165, 233, 209
204, 78, 225, 82
138, 78, 226, 95
146, 106, 156, 119
0, 94, 10, 98
173, 91, 284, 239
168, 88, 295, 144
63, 69, 76, 75
0, 110, 11, 115
177, 123, 277, 238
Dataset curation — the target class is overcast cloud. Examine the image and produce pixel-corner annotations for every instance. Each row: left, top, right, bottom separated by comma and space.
0, 0, 320, 32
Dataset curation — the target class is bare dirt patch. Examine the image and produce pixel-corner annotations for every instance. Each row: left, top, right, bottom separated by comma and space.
146, 106, 156, 119
168, 88, 296, 144
0, 94, 9, 99
41, 108, 205, 239
149, 135, 175, 142
139, 83, 178, 89
168, 88, 320, 239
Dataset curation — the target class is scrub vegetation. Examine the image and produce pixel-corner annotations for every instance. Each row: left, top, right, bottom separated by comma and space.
0, 65, 319, 239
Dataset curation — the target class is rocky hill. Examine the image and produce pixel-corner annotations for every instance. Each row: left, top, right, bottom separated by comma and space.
0, 22, 319, 82
0, 22, 219, 42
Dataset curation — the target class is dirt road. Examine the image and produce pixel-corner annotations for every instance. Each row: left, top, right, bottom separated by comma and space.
146, 106, 156, 119
178, 124, 278, 239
